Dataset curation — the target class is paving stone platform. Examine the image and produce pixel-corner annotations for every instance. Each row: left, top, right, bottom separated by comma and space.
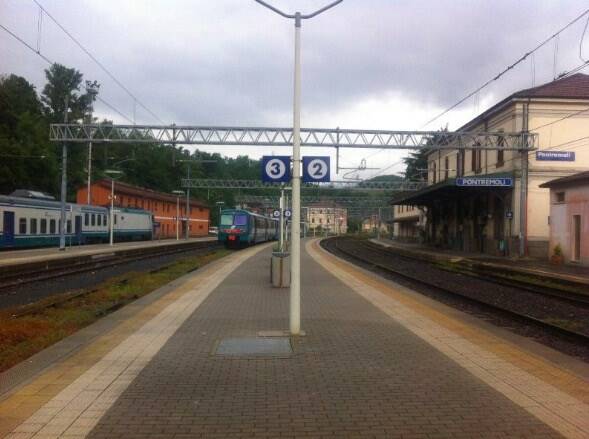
4, 239, 588, 438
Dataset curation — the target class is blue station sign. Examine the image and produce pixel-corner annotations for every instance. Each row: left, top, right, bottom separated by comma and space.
261, 156, 291, 183
536, 151, 575, 161
456, 177, 513, 187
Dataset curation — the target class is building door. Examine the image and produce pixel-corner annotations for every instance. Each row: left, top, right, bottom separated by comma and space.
2, 211, 15, 246
572, 215, 581, 262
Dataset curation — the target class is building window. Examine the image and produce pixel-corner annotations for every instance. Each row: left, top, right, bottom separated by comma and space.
19, 218, 27, 234
67, 220, 72, 234
457, 150, 465, 177
432, 162, 437, 184
91, 214, 96, 226
556, 192, 565, 203
444, 156, 449, 180
85, 213, 89, 226
40, 219, 47, 234
50, 219, 56, 234
97, 215, 102, 226
30, 218, 37, 234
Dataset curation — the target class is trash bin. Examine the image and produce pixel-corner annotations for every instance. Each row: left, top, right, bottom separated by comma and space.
271, 251, 290, 288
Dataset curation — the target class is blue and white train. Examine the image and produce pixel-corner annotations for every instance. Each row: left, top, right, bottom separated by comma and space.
0, 194, 153, 249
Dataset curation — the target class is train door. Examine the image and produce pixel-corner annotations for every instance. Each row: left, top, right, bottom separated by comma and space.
75, 215, 83, 245
2, 211, 15, 246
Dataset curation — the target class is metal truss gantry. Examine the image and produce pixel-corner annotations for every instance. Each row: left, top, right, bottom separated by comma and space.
50, 124, 538, 151
181, 178, 427, 191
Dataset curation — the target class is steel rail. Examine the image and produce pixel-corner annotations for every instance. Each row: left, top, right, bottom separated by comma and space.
360, 240, 589, 307
0, 240, 219, 293
323, 237, 589, 345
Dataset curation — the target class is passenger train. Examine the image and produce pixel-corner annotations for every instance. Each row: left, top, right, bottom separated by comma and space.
0, 194, 153, 249
218, 209, 279, 248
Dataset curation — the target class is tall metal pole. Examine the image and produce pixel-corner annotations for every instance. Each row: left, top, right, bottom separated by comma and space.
280, 189, 285, 251
110, 178, 114, 246
87, 141, 92, 205
290, 12, 302, 334
59, 95, 69, 251
176, 196, 180, 241
254, 0, 342, 336
377, 207, 381, 240
185, 165, 190, 240
519, 101, 529, 257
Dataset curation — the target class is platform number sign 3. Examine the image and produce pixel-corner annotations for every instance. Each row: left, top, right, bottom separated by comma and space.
261, 156, 291, 183
302, 156, 330, 183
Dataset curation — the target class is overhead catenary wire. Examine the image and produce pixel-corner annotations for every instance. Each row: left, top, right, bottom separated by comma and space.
420, 8, 589, 130
0, 22, 134, 123
31, 0, 164, 124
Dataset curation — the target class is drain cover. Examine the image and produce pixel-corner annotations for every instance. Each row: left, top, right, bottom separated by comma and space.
215, 337, 292, 356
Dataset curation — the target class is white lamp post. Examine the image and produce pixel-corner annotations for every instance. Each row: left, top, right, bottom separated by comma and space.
104, 169, 123, 246
172, 190, 184, 241
255, 0, 342, 336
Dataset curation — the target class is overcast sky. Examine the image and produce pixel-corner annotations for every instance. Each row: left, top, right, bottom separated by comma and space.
1, 0, 588, 179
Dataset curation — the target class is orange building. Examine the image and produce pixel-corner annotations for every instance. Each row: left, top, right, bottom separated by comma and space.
77, 179, 210, 238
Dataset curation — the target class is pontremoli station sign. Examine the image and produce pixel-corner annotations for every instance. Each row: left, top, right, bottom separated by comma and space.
536, 151, 575, 161
456, 177, 513, 187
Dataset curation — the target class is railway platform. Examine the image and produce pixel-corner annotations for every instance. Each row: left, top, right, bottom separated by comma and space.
0, 237, 216, 268
1, 239, 588, 438
372, 238, 589, 288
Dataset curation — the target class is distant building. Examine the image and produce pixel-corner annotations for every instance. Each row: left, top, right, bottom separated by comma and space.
390, 73, 589, 257
540, 171, 589, 266
362, 214, 389, 235
77, 179, 210, 238
307, 204, 347, 235
392, 205, 426, 242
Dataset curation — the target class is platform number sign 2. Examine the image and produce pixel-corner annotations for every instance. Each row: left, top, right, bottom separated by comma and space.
261, 156, 291, 183
302, 156, 330, 183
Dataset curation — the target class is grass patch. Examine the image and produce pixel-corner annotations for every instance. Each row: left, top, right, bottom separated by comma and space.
0, 249, 230, 373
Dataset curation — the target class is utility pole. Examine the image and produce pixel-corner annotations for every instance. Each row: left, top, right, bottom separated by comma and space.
86, 84, 98, 205
280, 189, 285, 251
186, 164, 190, 240
234, 0, 344, 335
519, 101, 530, 257
59, 95, 70, 251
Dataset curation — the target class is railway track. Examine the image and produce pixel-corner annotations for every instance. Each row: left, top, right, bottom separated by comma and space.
322, 237, 589, 346
0, 240, 220, 293
361, 240, 589, 307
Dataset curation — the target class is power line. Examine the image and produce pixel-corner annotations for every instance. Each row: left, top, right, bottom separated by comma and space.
420, 8, 589, 130
32, 0, 164, 124
0, 21, 134, 123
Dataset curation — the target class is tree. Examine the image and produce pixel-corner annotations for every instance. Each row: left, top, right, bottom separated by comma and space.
402, 127, 449, 181
41, 63, 98, 123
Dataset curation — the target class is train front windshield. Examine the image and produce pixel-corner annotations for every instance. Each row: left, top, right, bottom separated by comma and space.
220, 214, 248, 226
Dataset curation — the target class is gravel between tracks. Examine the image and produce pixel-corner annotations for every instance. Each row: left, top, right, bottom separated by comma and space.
0, 245, 221, 309
322, 237, 589, 362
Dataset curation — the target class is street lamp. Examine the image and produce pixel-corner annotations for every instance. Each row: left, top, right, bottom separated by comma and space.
172, 190, 184, 241
215, 201, 225, 227
255, 0, 343, 336
104, 169, 123, 246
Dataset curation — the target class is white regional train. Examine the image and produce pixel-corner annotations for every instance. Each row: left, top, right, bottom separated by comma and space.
0, 194, 153, 249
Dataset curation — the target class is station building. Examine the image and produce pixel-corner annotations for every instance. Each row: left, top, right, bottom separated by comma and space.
77, 179, 210, 238
540, 171, 589, 266
307, 204, 348, 234
392, 205, 426, 242
390, 73, 589, 257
